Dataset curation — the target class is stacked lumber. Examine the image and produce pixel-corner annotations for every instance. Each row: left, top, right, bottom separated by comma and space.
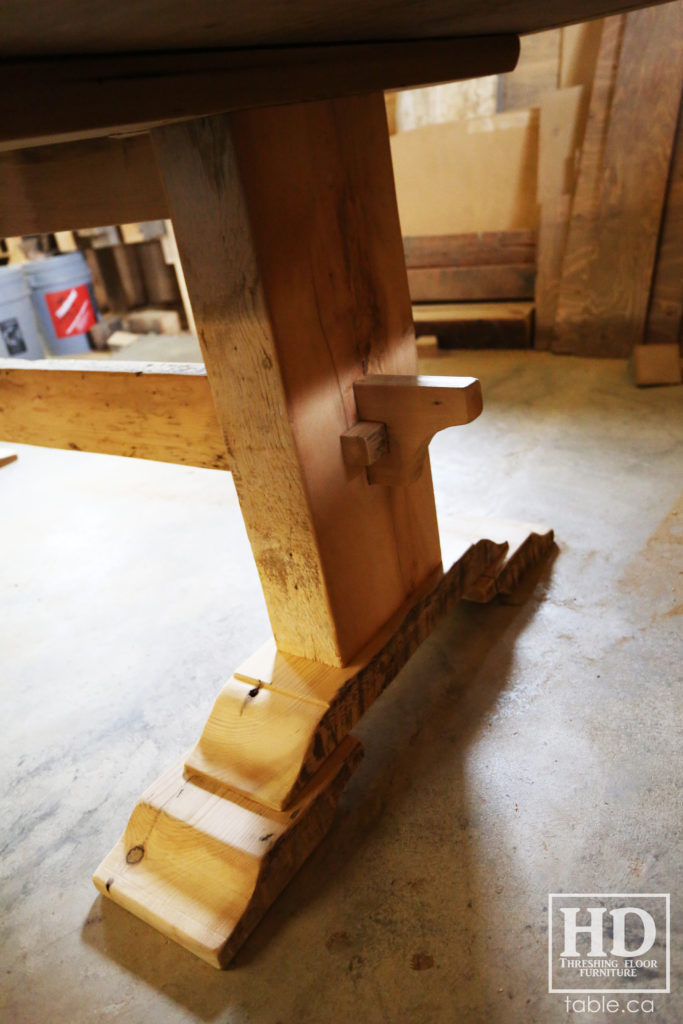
404, 230, 535, 303
413, 301, 534, 350
1, 216, 195, 341
405, 230, 535, 349
535, 4, 683, 372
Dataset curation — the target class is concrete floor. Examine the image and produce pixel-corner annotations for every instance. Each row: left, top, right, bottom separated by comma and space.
1, 350, 681, 1024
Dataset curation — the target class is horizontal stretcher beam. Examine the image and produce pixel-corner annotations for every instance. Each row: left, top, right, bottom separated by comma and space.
0, 359, 228, 470
0, 362, 485, 480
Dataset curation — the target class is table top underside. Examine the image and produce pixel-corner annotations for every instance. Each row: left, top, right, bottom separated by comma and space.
1, 0, 660, 57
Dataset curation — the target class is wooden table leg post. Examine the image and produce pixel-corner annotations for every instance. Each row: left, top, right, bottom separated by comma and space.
93, 94, 553, 966
152, 93, 443, 668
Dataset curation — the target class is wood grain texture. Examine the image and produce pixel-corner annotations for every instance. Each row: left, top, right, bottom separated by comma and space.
413, 301, 534, 349
403, 231, 535, 269
535, 87, 586, 346
535, 196, 572, 349
153, 96, 443, 667
185, 513, 555, 811
353, 375, 483, 485
448, 517, 555, 601
0, 359, 227, 469
0, 0, 658, 58
645, 98, 683, 348
553, 13, 625, 349
536, 85, 587, 205
0, 36, 519, 148
94, 736, 363, 968
559, 18, 604, 89
407, 264, 535, 301
0, 135, 167, 236
340, 421, 388, 467
185, 536, 504, 809
554, 4, 683, 356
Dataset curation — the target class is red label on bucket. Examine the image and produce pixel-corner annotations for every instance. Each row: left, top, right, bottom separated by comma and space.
44, 285, 97, 338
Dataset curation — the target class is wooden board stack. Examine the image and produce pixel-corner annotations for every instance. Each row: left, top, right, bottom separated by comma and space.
534, 3, 683, 376
406, 230, 536, 349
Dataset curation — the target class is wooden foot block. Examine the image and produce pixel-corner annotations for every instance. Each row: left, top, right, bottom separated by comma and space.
441, 515, 555, 602
185, 536, 505, 810
93, 736, 363, 969
94, 519, 553, 966
632, 344, 682, 386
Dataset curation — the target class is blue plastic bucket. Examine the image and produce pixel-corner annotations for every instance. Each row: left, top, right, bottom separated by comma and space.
24, 252, 98, 355
0, 265, 45, 359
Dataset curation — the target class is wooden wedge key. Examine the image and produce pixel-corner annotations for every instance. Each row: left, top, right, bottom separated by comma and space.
349, 374, 483, 485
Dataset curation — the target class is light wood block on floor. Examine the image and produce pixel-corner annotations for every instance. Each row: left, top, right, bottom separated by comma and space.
93, 737, 363, 969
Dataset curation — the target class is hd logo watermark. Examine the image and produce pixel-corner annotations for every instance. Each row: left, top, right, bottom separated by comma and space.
548, 894, 670, 994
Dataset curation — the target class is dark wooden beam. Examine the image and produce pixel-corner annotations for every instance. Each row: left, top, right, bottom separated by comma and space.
0, 135, 167, 236
0, 36, 519, 149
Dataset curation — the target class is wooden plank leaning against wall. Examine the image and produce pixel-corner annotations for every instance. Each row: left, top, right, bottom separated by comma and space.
552, 3, 683, 356
645, 98, 683, 350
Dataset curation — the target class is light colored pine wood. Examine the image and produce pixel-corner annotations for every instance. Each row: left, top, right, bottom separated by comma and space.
353, 375, 483, 485
93, 736, 363, 969
0, 37, 519, 149
632, 344, 682, 386
152, 96, 445, 667
160, 220, 198, 337
339, 421, 388, 468
184, 515, 554, 811
54, 230, 78, 252
183, 676, 332, 811
0, 135, 167, 236
554, 5, 683, 356
185, 536, 505, 809
94, 513, 554, 964
390, 109, 540, 236
0, 359, 227, 469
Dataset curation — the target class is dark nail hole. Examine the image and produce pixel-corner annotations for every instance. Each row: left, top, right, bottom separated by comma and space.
248, 687, 259, 698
